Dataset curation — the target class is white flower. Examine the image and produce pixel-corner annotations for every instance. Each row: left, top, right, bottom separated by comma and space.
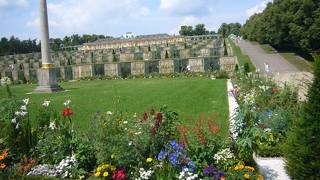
265, 128, 272, 132
21, 105, 27, 111
63, 99, 71, 106
214, 148, 234, 165
23, 98, 29, 105
16, 123, 20, 129
20, 111, 28, 117
135, 131, 142, 135
15, 111, 20, 116
0, 77, 11, 85
107, 111, 113, 115
49, 121, 56, 130
133, 113, 137, 118
11, 118, 16, 124
128, 141, 133, 146
123, 121, 128, 124
42, 100, 51, 107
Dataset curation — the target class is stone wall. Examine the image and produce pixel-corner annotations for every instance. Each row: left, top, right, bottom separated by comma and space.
0, 37, 237, 83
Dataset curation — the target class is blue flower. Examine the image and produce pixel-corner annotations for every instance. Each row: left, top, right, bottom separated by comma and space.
157, 150, 167, 161
169, 140, 183, 151
187, 161, 196, 170
169, 153, 178, 166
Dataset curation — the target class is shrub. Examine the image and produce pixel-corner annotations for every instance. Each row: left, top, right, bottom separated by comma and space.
284, 55, 320, 178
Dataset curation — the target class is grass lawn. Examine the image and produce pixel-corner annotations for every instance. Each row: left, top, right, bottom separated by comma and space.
279, 53, 313, 72
260, 44, 275, 54
228, 39, 256, 72
0, 77, 229, 137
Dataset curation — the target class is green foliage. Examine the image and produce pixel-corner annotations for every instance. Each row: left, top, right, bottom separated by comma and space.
179, 24, 212, 36
223, 39, 228, 56
241, 0, 320, 55
0, 36, 40, 56
232, 73, 300, 160
165, 50, 169, 59
33, 125, 73, 165
284, 54, 320, 178
243, 63, 250, 74
218, 23, 242, 38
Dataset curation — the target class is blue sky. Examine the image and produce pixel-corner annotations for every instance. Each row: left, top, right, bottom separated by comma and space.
0, 0, 272, 39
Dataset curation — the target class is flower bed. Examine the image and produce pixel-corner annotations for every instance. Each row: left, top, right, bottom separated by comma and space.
0, 96, 264, 179
230, 73, 300, 159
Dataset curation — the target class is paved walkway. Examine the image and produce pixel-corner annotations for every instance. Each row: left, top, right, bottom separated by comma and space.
237, 40, 313, 101
238, 40, 299, 74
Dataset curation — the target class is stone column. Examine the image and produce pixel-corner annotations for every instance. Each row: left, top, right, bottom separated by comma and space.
34, 0, 63, 93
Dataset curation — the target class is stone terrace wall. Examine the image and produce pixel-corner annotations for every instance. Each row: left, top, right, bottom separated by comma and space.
0, 38, 236, 83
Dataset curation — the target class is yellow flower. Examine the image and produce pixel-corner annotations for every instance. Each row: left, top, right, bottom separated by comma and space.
111, 166, 116, 172
146, 158, 153, 163
0, 155, 4, 161
257, 174, 264, 180
0, 163, 6, 169
102, 164, 109, 169
97, 167, 102, 172
244, 173, 250, 179
245, 166, 255, 171
94, 171, 101, 177
220, 177, 225, 180
234, 164, 244, 170
103, 172, 109, 177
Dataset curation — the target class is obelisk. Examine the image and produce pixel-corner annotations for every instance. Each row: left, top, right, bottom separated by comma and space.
34, 0, 63, 93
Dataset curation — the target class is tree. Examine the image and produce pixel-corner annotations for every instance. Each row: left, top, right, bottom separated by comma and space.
194, 24, 207, 35
179, 25, 193, 36
218, 23, 242, 38
284, 54, 320, 178
179, 24, 210, 36
241, 0, 320, 56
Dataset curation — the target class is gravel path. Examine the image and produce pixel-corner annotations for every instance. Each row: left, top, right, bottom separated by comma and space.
238, 40, 299, 74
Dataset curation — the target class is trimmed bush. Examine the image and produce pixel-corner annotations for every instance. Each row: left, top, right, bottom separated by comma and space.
284, 54, 320, 178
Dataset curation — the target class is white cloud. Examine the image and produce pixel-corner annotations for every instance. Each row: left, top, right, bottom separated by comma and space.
0, 0, 27, 7
246, 0, 273, 17
26, 0, 150, 34
160, 0, 210, 15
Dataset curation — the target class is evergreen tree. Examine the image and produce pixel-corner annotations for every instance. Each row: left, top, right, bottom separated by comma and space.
224, 39, 228, 56
165, 50, 169, 59
284, 54, 320, 178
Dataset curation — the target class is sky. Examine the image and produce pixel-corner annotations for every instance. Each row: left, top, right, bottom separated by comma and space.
0, 0, 273, 40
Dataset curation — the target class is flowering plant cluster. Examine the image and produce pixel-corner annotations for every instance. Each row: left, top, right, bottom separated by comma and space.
0, 96, 265, 179
232, 72, 300, 160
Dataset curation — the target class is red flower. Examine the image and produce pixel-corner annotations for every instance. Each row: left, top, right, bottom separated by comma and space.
62, 107, 73, 117
112, 169, 127, 180
142, 112, 148, 122
271, 87, 278, 94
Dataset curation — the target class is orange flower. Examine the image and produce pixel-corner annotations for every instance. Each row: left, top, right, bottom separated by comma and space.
243, 173, 250, 179
0, 163, 6, 169
220, 177, 225, 180
257, 175, 264, 180
245, 166, 255, 171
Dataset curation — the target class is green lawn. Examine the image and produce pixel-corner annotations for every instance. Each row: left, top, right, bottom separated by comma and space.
260, 44, 275, 54
0, 77, 229, 136
229, 39, 256, 72
279, 53, 313, 72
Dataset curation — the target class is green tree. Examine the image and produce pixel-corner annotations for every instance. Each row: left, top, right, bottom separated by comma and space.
284, 54, 320, 178
241, 0, 320, 56
194, 24, 207, 35
179, 25, 193, 36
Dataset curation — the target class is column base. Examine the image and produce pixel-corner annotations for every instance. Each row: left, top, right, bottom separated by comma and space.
34, 68, 64, 93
